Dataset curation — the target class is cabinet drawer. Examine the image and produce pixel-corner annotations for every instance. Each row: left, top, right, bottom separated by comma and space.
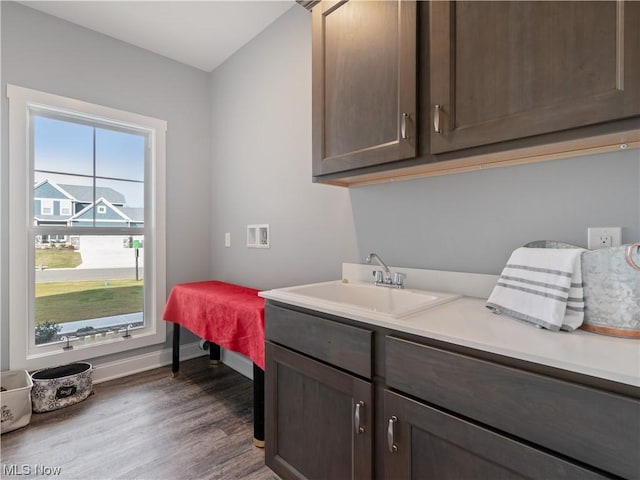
266, 304, 372, 379
385, 336, 640, 480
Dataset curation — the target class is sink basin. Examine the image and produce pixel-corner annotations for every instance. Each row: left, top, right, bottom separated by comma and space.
279, 281, 460, 319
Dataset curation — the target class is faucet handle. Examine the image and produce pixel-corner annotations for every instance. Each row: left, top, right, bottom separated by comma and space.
372, 270, 385, 283
393, 272, 407, 287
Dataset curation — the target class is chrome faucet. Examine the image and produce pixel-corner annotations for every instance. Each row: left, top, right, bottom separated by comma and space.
365, 253, 407, 289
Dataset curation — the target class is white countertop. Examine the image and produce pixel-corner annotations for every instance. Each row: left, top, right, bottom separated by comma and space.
260, 263, 640, 387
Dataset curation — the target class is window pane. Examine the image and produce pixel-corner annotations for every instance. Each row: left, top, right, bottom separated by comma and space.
34, 235, 144, 346
96, 128, 145, 182
96, 178, 144, 227
40, 199, 53, 215
34, 172, 93, 226
33, 115, 93, 176
60, 200, 72, 216
33, 117, 146, 229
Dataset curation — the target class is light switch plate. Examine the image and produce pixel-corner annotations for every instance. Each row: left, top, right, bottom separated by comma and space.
587, 227, 621, 250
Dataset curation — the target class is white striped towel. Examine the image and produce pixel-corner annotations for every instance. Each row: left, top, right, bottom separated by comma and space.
486, 247, 586, 332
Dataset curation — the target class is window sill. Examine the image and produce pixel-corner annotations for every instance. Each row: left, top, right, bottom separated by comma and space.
24, 322, 166, 371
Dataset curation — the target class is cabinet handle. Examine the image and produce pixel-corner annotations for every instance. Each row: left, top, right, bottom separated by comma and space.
354, 401, 365, 434
434, 105, 442, 134
401, 113, 409, 140
387, 416, 398, 453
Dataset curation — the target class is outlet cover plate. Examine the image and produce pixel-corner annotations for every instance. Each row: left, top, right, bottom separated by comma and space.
587, 227, 621, 250
247, 224, 270, 248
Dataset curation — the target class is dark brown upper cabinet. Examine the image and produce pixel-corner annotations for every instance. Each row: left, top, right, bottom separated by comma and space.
312, 0, 417, 177
429, 1, 640, 154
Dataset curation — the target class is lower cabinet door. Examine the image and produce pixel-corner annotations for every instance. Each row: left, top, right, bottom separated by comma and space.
265, 342, 373, 480
383, 390, 607, 480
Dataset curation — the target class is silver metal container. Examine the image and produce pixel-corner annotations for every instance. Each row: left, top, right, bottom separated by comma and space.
524, 241, 640, 338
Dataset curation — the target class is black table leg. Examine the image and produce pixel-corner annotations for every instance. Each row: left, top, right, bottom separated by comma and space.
171, 323, 180, 378
252, 363, 265, 448
203, 341, 221, 366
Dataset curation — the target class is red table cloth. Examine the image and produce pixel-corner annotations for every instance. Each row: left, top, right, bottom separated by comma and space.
162, 281, 265, 369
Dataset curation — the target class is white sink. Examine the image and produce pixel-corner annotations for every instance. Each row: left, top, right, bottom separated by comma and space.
277, 280, 461, 319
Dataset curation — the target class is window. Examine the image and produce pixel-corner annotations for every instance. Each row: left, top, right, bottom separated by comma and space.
8, 85, 167, 370
59, 200, 72, 216
40, 198, 53, 215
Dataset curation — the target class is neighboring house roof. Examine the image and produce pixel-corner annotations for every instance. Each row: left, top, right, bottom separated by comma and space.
58, 183, 126, 205
119, 207, 144, 223
34, 179, 74, 200
69, 197, 142, 225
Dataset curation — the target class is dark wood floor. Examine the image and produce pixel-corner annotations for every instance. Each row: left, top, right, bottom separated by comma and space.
1, 357, 278, 480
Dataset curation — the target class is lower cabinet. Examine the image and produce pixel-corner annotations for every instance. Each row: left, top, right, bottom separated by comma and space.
265, 302, 639, 480
383, 390, 605, 480
265, 342, 373, 480
384, 336, 639, 479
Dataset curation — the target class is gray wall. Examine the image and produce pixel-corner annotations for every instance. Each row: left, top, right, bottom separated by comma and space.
351, 150, 640, 274
209, 6, 359, 290
210, 6, 639, 290
1, 2, 212, 369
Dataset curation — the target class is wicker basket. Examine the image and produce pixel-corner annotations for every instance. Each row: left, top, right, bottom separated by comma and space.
31, 362, 93, 413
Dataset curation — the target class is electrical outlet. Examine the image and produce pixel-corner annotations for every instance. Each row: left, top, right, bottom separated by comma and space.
587, 227, 621, 250
598, 235, 612, 247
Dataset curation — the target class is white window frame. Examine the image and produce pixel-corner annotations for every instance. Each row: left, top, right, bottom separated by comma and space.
8, 84, 167, 371
97, 205, 107, 214
40, 198, 53, 215
59, 200, 72, 216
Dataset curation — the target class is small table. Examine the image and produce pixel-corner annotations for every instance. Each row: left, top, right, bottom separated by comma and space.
162, 281, 265, 447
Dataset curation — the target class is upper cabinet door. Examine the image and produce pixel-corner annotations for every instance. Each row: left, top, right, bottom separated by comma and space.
430, 1, 640, 154
312, 0, 417, 177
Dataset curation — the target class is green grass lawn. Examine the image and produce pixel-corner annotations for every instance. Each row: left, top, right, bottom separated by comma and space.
35, 249, 82, 268
35, 279, 143, 325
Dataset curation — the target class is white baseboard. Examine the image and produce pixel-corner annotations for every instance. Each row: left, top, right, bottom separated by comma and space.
92, 341, 253, 384
220, 348, 254, 379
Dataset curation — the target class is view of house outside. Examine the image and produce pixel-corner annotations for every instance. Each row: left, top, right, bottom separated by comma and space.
35, 232, 145, 345
33, 114, 146, 346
